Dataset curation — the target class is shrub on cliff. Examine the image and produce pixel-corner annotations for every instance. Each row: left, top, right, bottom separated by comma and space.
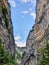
39, 40, 49, 65
2, 6, 9, 29
0, 39, 19, 65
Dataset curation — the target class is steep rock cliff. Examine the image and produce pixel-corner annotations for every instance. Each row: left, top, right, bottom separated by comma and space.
22, 0, 49, 65
0, 0, 15, 57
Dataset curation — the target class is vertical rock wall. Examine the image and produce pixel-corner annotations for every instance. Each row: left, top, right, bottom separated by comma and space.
0, 0, 15, 57
22, 0, 49, 65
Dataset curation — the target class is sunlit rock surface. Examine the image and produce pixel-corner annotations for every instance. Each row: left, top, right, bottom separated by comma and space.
22, 0, 49, 65
0, 0, 15, 57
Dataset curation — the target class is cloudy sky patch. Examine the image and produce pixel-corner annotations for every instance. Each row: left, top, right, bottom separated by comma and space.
9, 0, 16, 7
30, 12, 36, 19
21, 9, 36, 19
21, 10, 29, 14
15, 35, 26, 47
8, 0, 36, 47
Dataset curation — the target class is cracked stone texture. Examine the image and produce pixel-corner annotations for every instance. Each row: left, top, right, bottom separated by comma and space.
21, 0, 49, 65
0, 0, 15, 57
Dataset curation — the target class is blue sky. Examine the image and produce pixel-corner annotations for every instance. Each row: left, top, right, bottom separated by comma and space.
8, 0, 36, 47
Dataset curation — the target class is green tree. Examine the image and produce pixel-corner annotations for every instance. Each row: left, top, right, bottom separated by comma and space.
40, 40, 49, 65
0, 39, 19, 65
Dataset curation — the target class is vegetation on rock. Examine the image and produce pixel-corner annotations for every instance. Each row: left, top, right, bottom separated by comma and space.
15, 47, 22, 65
39, 40, 49, 65
1, 6, 12, 34
0, 39, 19, 65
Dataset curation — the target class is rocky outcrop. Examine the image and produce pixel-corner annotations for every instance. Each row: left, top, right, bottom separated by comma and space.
0, 0, 15, 57
22, 26, 37, 65
22, 0, 49, 65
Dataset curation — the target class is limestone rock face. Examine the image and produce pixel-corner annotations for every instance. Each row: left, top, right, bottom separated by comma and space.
22, 0, 49, 65
22, 26, 37, 65
0, 0, 15, 57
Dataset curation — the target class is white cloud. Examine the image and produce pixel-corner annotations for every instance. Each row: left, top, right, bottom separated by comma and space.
21, 9, 36, 19
9, 0, 16, 7
14, 35, 22, 41
15, 35, 26, 47
19, 0, 36, 6
29, 8, 32, 11
21, 11, 29, 14
19, 0, 28, 3
15, 41, 26, 47
30, 12, 36, 19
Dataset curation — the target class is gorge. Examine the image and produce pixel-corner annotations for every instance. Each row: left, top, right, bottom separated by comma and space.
0, 0, 49, 65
